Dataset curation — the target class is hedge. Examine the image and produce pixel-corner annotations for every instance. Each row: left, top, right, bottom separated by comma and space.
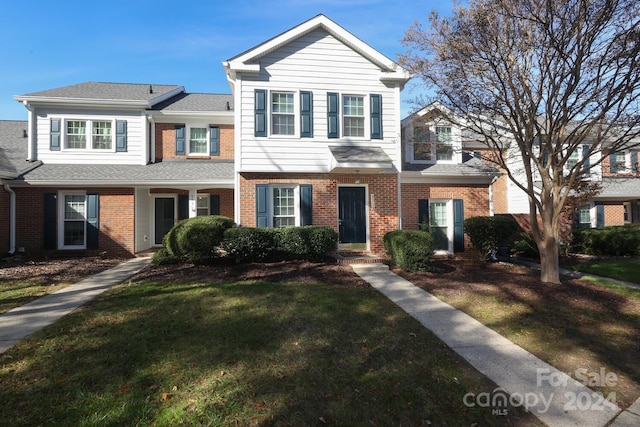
383, 230, 434, 272
463, 215, 520, 259
222, 227, 279, 263
277, 226, 338, 261
575, 225, 640, 257
164, 215, 234, 263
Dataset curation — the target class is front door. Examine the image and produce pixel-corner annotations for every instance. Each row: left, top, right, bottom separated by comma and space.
338, 186, 366, 247
154, 197, 175, 245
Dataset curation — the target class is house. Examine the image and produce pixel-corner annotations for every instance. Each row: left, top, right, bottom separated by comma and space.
223, 14, 412, 255
3, 83, 234, 256
10, 14, 633, 259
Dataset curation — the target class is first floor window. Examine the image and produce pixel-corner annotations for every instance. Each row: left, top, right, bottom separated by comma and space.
272, 92, 295, 135
63, 194, 86, 246
578, 205, 592, 229
343, 95, 364, 137
92, 121, 112, 150
189, 127, 207, 154
196, 195, 209, 216
273, 187, 296, 227
67, 120, 87, 149
429, 201, 449, 251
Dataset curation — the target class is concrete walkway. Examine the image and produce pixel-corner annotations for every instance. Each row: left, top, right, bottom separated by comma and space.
0, 256, 151, 354
351, 263, 640, 427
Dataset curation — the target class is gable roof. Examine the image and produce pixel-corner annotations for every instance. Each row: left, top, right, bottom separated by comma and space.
0, 120, 41, 179
223, 14, 411, 84
14, 82, 184, 109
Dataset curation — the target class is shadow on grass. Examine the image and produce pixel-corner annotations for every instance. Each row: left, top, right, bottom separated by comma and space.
0, 273, 537, 426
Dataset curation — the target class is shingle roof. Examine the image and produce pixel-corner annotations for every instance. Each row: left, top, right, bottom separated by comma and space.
403, 152, 500, 176
16, 82, 183, 105
0, 120, 38, 179
14, 160, 234, 186
151, 93, 233, 112
595, 177, 640, 199
329, 146, 392, 164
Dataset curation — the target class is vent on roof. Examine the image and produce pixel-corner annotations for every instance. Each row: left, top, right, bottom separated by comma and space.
23, 129, 27, 138
226, 101, 230, 111
149, 85, 153, 94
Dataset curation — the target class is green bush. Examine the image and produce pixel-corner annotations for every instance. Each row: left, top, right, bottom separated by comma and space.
222, 227, 279, 263
383, 230, 434, 272
463, 215, 520, 259
277, 226, 338, 261
151, 248, 180, 265
164, 215, 234, 263
512, 232, 540, 259
577, 225, 640, 257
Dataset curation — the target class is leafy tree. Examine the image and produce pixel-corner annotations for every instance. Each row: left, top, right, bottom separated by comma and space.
399, 0, 640, 283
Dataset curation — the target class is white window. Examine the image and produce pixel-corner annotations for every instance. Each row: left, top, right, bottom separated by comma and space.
624, 202, 632, 224
60, 193, 87, 248
566, 149, 580, 170
577, 205, 592, 229
343, 95, 365, 137
273, 187, 296, 227
429, 201, 451, 251
412, 126, 432, 161
408, 125, 457, 163
189, 127, 208, 154
613, 150, 630, 173
271, 92, 295, 135
196, 195, 210, 216
65, 119, 114, 150
435, 126, 453, 161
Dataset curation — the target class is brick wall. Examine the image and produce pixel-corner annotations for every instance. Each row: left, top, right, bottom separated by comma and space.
401, 183, 490, 249
155, 123, 234, 160
13, 187, 135, 256
603, 203, 625, 226
239, 172, 399, 255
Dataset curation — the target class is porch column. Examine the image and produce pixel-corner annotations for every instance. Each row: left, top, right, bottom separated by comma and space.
188, 189, 198, 218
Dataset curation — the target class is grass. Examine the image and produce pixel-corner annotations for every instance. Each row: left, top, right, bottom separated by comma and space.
565, 258, 640, 284
0, 273, 533, 426
0, 280, 68, 314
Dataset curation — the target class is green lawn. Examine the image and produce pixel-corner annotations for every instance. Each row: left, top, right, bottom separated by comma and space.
567, 258, 640, 284
0, 274, 531, 426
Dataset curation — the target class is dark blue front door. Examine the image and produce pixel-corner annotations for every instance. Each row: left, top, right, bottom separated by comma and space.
338, 187, 366, 244
154, 197, 175, 245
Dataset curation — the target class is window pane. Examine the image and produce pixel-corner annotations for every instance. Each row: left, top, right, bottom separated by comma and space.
63, 194, 86, 246
189, 128, 207, 153
65, 195, 86, 220
67, 121, 87, 149
413, 143, 432, 161
196, 195, 209, 216
615, 151, 627, 171
343, 96, 364, 137
64, 221, 85, 246
272, 93, 295, 135
430, 202, 449, 251
579, 206, 591, 224
273, 187, 295, 227
435, 127, 453, 161
92, 121, 112, 150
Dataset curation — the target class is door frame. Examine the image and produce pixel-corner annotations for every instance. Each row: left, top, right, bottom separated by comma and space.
337, 184, 369, 251
151, 194, 177, 247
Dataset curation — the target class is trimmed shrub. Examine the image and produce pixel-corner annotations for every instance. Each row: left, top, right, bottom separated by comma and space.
577, 225, 640, 257
383, 230, 434, 272
164, 215, 234, 263
151, 248, 180, 265
463, 215, 520, 259
222, 227, 279, 263
277, 226, 338, 261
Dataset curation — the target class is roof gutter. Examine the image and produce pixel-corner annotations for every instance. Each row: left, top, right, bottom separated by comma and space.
3, 184, 16, 255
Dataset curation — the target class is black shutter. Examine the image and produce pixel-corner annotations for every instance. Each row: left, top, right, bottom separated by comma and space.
255, 89, 267, 137
115, 120, 127, 152
609, 152, 617, 173
43, 193, 57, 250
453, 199, 464, 252
209, 126, 220, 156
178, 195, 189, 220
418, 199, 429, 230
86, 194, 99, 249
300, 184, 312, 226
256, 184, 268, 227
175, 125, 186, 155
327, 92, 339, 138
210, 195, 220, 215
50, 119, 61, 151
300, 91, 313, 138
370, 94, 382, 139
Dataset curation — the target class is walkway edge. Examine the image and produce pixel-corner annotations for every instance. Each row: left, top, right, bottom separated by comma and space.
0, 257, 151, 354
352, 263, 623, 427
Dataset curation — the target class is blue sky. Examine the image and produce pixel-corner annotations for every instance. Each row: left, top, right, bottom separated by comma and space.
0, 0, 451, 120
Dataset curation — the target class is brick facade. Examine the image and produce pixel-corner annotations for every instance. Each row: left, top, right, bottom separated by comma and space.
239, 172, 399, 255
155, 123, 234, 160
401, 182, 491, 249
603, 203, 625, 226
12, 187, 135, 256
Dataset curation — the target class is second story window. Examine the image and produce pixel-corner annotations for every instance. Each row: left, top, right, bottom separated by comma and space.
343, 95, 365, 137
412, 126, 432, 161
92, 121, 112, 150
67, 121, 87, 149
189, 127, 208, 154
611, 150, 629, 173
272, 92, 295, 135
435, 126, 453, 161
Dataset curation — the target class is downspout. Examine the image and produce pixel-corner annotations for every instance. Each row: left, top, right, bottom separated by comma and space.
148, 115, 156, 163
489, 175, 498, 216
22, 101, 35, 161
3, 184, 16, 254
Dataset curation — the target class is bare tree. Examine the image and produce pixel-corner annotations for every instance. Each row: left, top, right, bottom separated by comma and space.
399, 0, 640, 283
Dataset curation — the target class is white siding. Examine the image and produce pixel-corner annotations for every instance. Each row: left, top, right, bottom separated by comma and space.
135, 187, 151, 253
34, 107, 147, 165
238, 29, 401, 173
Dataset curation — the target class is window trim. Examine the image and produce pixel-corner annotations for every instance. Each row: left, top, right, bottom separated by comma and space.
271, 185, 300, 227
268, 90, 299, 138
187, 125, 210, 156
429, 199, 454, 253
613, 150, 631, 173
196, 194, 210, 216
342, 94, 366, 138
61, 118, 117, 152
58, 191, 87, 250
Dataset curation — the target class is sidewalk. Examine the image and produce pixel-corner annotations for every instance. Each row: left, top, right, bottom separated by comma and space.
0, 256, 152, 354
351, 263, 640, 427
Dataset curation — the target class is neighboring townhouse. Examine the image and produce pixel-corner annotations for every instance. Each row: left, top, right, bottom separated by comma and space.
400, 103, 501, 252
3, 82, 234, 256
223, 14, 411, 255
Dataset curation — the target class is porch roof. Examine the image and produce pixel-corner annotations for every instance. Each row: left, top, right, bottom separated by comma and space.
12, 159, 234, 187
594, 177, 640, 201
403, 153, 500, 177
328, 145, 394, 173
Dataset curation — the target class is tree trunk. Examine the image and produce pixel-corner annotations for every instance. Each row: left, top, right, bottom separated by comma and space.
538, 233, 561, 284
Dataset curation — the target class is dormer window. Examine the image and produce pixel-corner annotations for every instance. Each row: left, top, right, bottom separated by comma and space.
408, 125, 456, 163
